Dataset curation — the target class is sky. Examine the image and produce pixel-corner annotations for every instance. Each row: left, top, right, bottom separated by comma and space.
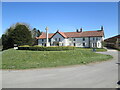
1, 2, 118, 39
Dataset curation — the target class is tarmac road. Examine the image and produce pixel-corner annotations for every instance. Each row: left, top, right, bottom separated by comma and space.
2, 49, 118, 88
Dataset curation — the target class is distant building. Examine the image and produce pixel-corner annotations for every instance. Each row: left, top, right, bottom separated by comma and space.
104, 35, 120, 49
36, 26, 104, 48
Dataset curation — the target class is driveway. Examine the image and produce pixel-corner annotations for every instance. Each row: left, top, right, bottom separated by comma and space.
2, 49, 118, 88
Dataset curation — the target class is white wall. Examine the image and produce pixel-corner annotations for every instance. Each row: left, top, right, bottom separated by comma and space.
68, 37, 103, 48
90, 37, 103, 48
63, 39, 69, 46
51, 33, 65, 46
38, 39, 47, 46
68, 37, 89, 47
38, 34, 104, 48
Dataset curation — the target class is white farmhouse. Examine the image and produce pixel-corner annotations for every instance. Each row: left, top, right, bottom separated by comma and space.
36, 26, 104, 48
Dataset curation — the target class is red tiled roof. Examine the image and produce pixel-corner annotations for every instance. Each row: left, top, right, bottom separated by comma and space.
38, 32, 54, 39
36, 30, 104, 39
58, 32, 67, 38
104, 34, 120, 42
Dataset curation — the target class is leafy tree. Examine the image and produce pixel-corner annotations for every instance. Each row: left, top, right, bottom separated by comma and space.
37, 30, 41, 37
31, 28, 42, 45
2, 27, 14, 50
31, 28, 37, 38
31, 28, 42, 37
0, 37, 2, 50
12, 24, 32, 45
2, 23, 32, 50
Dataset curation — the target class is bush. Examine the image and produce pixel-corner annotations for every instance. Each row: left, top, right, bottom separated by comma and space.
19, 45, 30, 47
18, 45, 30, 50
18, 46, 75, 51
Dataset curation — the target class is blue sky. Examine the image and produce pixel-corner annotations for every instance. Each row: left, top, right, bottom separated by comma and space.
2, 2, 118, 39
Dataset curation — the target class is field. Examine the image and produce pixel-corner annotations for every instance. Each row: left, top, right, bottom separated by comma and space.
1, 48, 112, 69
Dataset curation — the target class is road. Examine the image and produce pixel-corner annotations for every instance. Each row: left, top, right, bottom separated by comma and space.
0, 52, 2, 89
2, 49, 118, 88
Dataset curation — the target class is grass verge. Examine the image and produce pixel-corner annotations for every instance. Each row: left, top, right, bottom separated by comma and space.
1, 48, 112, 69
75, 48, 107, 52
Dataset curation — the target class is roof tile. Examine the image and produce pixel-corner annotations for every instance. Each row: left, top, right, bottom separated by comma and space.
37, 30, 104, 39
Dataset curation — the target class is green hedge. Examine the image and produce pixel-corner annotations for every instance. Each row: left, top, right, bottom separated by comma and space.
18, 46, 75, 51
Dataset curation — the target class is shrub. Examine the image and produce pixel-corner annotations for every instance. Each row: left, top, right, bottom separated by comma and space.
18, 46, 75, 51
19, 45, 30, 47
18, 45, 30, 50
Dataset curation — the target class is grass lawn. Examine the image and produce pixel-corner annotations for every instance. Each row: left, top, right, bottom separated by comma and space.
1, 48, 112, 69
75, 48, 107, 52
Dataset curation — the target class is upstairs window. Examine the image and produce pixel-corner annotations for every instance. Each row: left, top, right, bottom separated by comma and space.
42, 39, 44, 42
73, 38, 76, 41
59, 38, 61, 41
93, 37, 95, 41
55, 38, 57, 41
96, 37, 98, 41
83, 38, 85, 41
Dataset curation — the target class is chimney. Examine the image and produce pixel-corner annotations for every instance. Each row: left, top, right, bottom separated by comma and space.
80, 28, 82, 32
76, 29, 79, 32
101, 26, 103, 30
57, 29, 59, 32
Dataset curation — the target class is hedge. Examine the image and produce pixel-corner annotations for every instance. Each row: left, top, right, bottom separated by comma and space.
18, 46, 75, 51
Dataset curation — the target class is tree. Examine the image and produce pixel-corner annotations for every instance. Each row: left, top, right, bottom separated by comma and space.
0, 37, 2, 50
12, 24, 32, 45
2, 27, 14, 50
31, 28, 42, 37
31, 28, 42, 45
37, 30, 41, 37
2, 23, 32, 50
31, 28, 37, 38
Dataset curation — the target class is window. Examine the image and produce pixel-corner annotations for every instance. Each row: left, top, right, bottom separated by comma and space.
55, 38, 57, 41
73, 38, 76, 41
59, 38, 61, 41
92, 43, 94, 47
42, 39, 44, 42
96, 37, 98, 41
93, 37, 95, 41
83, 43, 85, 46
42, 43, 44, 46
98, 43, 99, 47
92, 43, 96, 47
49, 39, 51, 42
83, 38, 85, 41
74, 43, 76, 46
95, 43, 97, 47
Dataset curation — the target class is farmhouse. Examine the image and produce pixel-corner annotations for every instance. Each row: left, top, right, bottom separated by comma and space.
104, 34, 120, 49
36, 26, 104, 48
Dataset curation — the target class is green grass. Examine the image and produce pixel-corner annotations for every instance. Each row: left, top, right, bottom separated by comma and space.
95, 48, 107, 52
1, 48, 112, 69
75, 48, 107, 52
